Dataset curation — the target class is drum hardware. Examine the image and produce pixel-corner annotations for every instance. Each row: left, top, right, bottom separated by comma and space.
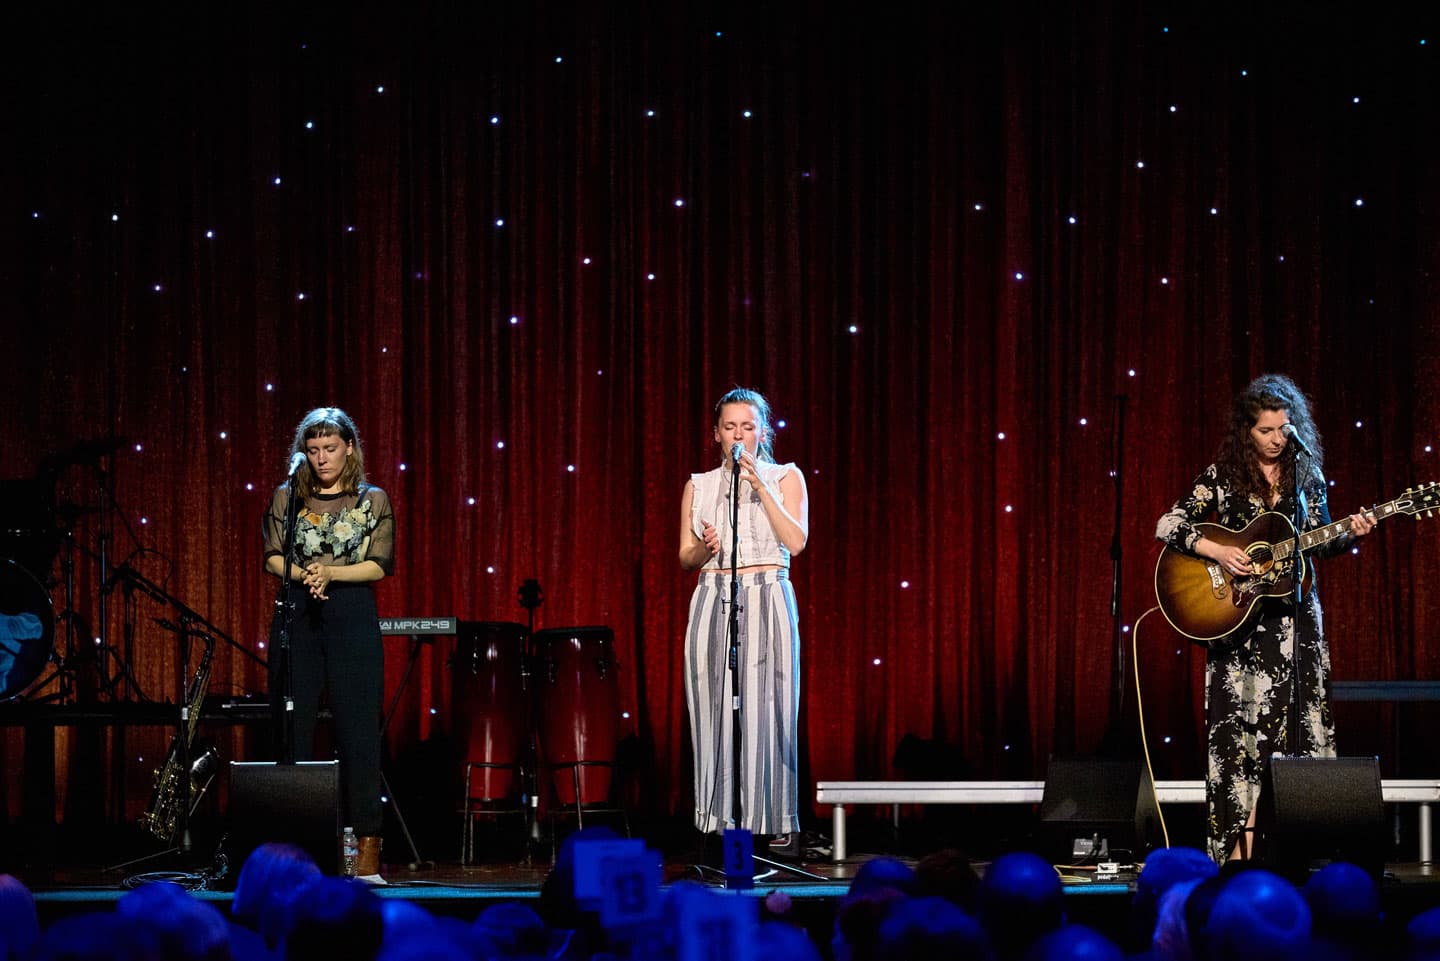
19, 521, 130, 709
97, 556, 261, 880
32, 522, 88, 706
460, 760, 528, 864
454, 581, 547, 861
517, 579, 545, 848
453, 620, 530, 864
4, 452, 248, 874
0, 471, 63, 703
533, 627, 623, 811
0, 478, 62, 584
1, 445, 132, 704
452, 583, 634, 860
8, 439, 135, 706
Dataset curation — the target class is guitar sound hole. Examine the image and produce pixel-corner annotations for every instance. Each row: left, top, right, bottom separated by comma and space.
1247, 547, 1274, 575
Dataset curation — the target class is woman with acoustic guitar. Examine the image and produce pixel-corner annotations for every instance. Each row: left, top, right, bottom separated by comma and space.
1155, 374, 1375, 863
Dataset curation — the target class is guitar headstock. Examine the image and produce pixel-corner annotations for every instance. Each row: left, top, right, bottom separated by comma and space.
1393, 482, 1440, 518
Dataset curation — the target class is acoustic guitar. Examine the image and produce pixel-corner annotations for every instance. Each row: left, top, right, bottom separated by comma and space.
1154, 482, 1439, 647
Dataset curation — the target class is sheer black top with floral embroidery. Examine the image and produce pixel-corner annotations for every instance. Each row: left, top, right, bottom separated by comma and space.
263, 485, 395, 576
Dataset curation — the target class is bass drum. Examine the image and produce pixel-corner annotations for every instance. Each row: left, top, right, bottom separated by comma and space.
534, 626, 619, 807
0, 558, 54, 700
451, 621, 529, 800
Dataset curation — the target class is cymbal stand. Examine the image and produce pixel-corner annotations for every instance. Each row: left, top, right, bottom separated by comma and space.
25, 526, 84, 705
57, 528, 80, 701
112, 565, 151, 698
94, 453, 119, 698
62, 451, 133, 702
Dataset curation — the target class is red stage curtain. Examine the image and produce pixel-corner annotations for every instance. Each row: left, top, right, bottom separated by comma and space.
2, 3, 1437, 827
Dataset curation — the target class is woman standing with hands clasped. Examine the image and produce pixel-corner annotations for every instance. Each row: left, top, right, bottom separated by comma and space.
679, 388, 809, 858
263, 407, 394, 881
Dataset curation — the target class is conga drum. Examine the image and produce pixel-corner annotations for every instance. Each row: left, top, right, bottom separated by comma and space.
451, 621, 528, 800
534, 626, 619, 807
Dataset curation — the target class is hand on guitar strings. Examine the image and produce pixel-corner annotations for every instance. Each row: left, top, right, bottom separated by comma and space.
1215, 545, 1256, 577
1346, 508, 1378, 539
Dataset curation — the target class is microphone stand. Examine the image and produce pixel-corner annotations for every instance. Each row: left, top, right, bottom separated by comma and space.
102, 559, 265, 670
1109, 395, 1127, 716
272, 469, 303, 765
1286, 445, 1309, 758
711, 450, 823, 885
1254, 443, 1311, 863
727, 452, 743, 843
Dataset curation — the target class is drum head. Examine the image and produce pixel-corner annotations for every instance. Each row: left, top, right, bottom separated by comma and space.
0, 558, 54, 699
532, 625, 615, 646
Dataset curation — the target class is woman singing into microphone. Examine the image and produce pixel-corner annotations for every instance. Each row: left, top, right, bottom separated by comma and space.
679, 388, 809, 858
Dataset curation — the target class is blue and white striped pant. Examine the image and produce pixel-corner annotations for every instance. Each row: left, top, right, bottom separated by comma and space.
684, 569, 801, 835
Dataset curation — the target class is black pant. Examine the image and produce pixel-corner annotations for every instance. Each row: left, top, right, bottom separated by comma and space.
269, 582, 384, 835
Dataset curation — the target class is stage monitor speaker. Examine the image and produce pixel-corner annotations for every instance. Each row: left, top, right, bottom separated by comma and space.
1254, 756, 1386, 881
1038, 756, 1159, 863
227, 760, 341, 877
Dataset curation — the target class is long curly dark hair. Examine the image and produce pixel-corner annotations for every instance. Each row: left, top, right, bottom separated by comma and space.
1214, 374, 1325, 499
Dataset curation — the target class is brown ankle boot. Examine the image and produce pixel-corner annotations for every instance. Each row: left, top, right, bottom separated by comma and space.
356, 836, 383, 879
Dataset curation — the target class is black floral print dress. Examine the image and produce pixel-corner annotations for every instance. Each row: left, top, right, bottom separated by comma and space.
1156, 464, 1351, 862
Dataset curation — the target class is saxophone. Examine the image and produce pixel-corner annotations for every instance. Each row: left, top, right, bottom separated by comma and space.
140, 632, 217, 844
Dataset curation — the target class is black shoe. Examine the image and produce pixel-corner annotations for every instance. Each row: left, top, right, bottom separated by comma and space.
696, 831, 724, 866
801, 831, 833, 860
769, 830, 833, 862
767, 832, 802, 861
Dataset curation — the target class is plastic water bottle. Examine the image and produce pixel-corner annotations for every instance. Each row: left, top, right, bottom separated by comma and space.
342, 826, 359, 877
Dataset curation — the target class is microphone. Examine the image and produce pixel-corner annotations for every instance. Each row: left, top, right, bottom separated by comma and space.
1281, 424, 1314, 457
731, 443, 744, 464
288, 451, 308, 476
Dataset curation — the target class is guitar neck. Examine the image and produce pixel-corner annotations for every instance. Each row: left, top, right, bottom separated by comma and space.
1274, 495, 1400, 560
